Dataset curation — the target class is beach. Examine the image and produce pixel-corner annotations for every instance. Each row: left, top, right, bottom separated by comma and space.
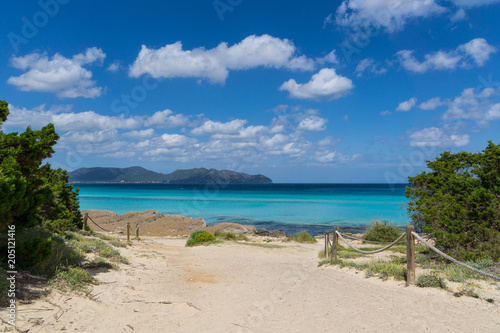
2, 211, 499, 332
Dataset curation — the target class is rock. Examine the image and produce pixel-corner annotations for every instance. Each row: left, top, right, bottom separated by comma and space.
255, 229, 286, 237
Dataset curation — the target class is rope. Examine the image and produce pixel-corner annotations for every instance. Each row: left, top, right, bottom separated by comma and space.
336, 231, 406, 254
341, 234, 406, 245
86, 215, 112, 232
411, 232, 500, 281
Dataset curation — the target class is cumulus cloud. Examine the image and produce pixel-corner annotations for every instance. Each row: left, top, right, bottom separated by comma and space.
191, 119, 247, 136
409, 127, 469, 147
129, 34, 315, 84
442, 87, 500, 125
419, 97, 444, 110
396, 97, 417, 112
335, 0, 447, 34
144, 109, 190, 128
8, 47, 105, 98
280, 68, 354, 100
396, 38, 496, 73
355, 58, 387, 77
4, 105, 141, 131
451, 0, 500, 7
122, 129, 155, 139
297, 115, 328, 131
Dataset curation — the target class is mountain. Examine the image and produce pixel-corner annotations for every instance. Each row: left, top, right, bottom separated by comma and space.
68, 167, 273, 184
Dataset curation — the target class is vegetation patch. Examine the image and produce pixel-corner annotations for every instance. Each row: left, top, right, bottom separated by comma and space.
286, 231, 317, 243
365, 260, 407, 281
416, 274, 447, 289
363, 221, 404, 243
214, 231, 248, 241
186, 230, 216, 247
52, 267, 93, 291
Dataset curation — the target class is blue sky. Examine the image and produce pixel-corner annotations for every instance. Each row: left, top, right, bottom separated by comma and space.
1, 0, 500, 183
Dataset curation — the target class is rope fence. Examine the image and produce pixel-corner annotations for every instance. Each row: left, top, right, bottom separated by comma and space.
82, 213, 140, 241
325, 225, 500, 285
336, 231, 405, 254
411, 232, 500, 281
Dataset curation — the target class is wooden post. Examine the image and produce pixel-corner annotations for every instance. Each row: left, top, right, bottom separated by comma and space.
406, 225, 416, 286
331, 227, 339, 261
135, 223, 139, 239
127, 222, 130, 241
324, 232, 329, 259
82, 213, 88, 231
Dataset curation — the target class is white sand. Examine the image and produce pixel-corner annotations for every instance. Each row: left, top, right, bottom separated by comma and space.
2, 237, 499, 332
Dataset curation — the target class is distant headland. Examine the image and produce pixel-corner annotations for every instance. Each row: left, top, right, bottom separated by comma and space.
68, 166, 273, 184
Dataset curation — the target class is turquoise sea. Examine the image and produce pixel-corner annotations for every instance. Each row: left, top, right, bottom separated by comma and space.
76, 183, 410, 235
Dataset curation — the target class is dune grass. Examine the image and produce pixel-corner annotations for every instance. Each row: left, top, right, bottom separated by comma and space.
286, 231, 317, 243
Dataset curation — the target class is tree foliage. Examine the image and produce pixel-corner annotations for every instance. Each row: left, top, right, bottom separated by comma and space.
0, 100, 81, 232
406, 141, 500, 261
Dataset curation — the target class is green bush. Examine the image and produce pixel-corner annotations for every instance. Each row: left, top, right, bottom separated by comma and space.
416, 274, 447, 289
363, 221, 403, 243
286, 231, 317, 243
17, 237, 53, 269
406, 141, 500, 261
186, 230, 216, 247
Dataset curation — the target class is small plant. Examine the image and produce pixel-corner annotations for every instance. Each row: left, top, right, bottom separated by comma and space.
416, 274, 447, 289
53, 267, 93, 290
453, 282, 482, 298
286, 231, 317, 243
186, 230, 216, 247
365, 261, 406, 281
214, 231, 248, 241
363, 221, 403, 243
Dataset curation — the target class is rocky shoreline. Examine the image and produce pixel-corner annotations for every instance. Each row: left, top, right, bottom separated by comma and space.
82, 210, 286, 239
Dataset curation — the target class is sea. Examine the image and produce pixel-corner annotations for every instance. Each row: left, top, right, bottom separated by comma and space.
75, 183, 410, 236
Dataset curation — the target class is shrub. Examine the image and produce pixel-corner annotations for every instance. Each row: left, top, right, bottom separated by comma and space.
214, 231, 248, 241
17, 237, 53, 269
53, 267, 93, 290
406, 141, 500, 261
365, 261, 406, 281
186, 230, 215, 247
416, 274, 447, 289
363, 221, 403, 243
286, 231, 317, 243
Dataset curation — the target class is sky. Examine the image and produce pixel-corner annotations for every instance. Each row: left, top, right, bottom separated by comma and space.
1, 0, 500, 183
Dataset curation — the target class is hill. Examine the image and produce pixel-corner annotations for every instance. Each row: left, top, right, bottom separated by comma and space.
68, 167, 272, 184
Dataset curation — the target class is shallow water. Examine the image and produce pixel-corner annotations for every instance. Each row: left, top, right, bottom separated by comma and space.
75, 183, 410, 235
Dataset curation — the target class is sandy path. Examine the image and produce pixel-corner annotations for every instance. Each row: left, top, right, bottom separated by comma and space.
2, 238, 499, 332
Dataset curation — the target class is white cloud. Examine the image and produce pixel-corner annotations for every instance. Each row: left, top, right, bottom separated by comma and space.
61, 130, 118, 143
409, 127, 469, 147
451, 0, 500, 7
396, 38, 496, 73
144, 109, 190, 128
107, 61, 120, 72
316, 50, 339, 65
323, 13, 334, 28
442, 87, 500, 125
129, 34, 315, 84
191, 119, 247, 136
396, 97, 417, 112
123, 129, 155, 139
380, 110, 391, 116
314, 150, 359, 163
457, 38, 497, 66
102, 151, 136, 159
4, 105, 141, 131
419, 97, 444, 110
8, 48, 105, 98
280, 68, 354, 100
355, 58, 387, 77
297, 116, 328, 131
450, 8, 467, 22
335, 0, 447, 34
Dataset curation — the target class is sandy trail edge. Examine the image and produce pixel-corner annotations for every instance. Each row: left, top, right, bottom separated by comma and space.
2, 237, 499, 333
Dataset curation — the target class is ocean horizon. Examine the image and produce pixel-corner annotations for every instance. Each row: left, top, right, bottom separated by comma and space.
75, 183, 411, 235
